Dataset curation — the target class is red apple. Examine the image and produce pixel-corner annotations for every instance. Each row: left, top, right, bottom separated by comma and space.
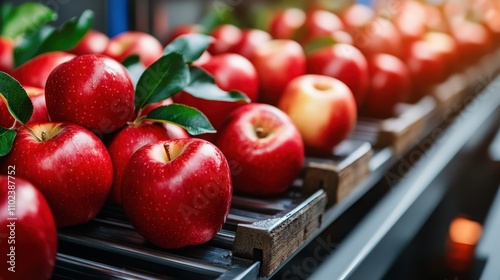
424, 4, 450, 33
307, 43, 369, 107
192, 50, 212, 67
268, 8, 306, 40
12, 51, 76, 89
278, 75, 357, 156
303, 9, 344, 40
423, 31, 459, 76
164, 24, 202, 45
361, 53, 411, 118
404, 40, 446, 102
104, 31, 163, 67
393, 0, 427, 47
229, 28, 272, 60
0, 176, 57, 280
351, 17, 403, 58
45, 54, 135, 134
70, 29, 110, 55
121, 138, 232, 249
216, 103, 304, 195
339, 3, 374, 33
208, 24, 243, 55
251, 39, 306, 106
0, 37, 14, 74
450, 20, 493, 65
107, 122, 172, 204
2, 122, 113, 227
174, 53, 259, 141
0, 86, 49, 128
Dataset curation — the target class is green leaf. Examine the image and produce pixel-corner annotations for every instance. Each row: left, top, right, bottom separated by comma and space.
135, 53, 189, 110
0, 2, 14, 32
0, 72, 33, 124
14, 25, 54, 67
13, 10, 93, 67
37, 9, 94, 54
1, 2, 57, 39
145, 104, 215, 135
184, 67, 250, 103
304, 36, 338, 55
0, 128, 16, 157
163, 34, 213, 63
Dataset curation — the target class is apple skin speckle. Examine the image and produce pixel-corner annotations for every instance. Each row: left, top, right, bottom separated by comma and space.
45, 54, 135, 135
1, 122, 113, 227
121, 138, 232, 249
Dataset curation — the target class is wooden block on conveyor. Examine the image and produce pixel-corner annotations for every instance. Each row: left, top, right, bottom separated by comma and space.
302, 140, 372, 207
376, 97, 437, 154
232, 190, 327, 277
431, 73, 469, 112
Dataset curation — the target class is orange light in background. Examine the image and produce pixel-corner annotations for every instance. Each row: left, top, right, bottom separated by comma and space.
446, 216, 483, 272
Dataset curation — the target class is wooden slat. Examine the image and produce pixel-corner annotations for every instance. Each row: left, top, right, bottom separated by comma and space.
232, 190, 327, 276
376, 96, 437, 154
302, 141, 372, 207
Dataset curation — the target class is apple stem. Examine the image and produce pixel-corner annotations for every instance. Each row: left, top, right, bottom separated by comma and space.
22, 124, 43, 142
164, 143, 171, 161
255, 127, 267, 138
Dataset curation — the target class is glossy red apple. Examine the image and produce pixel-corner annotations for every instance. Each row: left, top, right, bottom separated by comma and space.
174, 53, 259, 141
229, 28, 272, 60
303, 9, 344, 41
361, 53, 411, 118
351, 17, 403, 58
12, 51, 76, 89
339, 3, 374, 33
192, 50, 212, 67
450, 20, 493, 65
393, 0, 427, 47
423, 31, 459, 76
121, 138, 232, 249
164, 24, 202, 45
268, 8, 306, 40
0, 176, 57, 280
70, 29, 110, 55
404, 40, 446, 102
2, 122, 113, 227
45, 54, 135, 134
278, 75, 357, 156
104, 31, 163, 67
208, 24, 243, 55
307, 43, 369, 106
0, 37, 14, 74
107, 122, 172, 204
0, 86, 49, 128
216, 103, 304, 195
251, 39, 306, 106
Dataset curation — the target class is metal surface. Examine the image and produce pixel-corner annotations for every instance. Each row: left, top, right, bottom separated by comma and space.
310, 75, 500, 280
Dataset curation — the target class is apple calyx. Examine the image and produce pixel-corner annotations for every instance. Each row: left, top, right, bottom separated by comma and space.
313, 82, 332, 91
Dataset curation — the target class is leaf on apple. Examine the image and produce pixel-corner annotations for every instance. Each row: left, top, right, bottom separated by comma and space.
135, 53, 189, 110
184, 67, 250, 103
163, 34, 213, 64
0, 72, 33, 125
0, 128, 16, 156
0, 2, 57, 39
304, 36, 338, 55
14, 9, 94, 67
145, 104, 215, 135
0, 3, 13, 29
